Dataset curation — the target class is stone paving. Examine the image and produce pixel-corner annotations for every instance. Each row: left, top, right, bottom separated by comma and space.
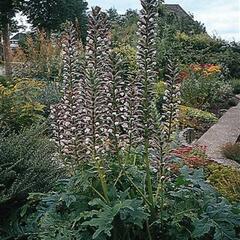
197, 97, 240, 168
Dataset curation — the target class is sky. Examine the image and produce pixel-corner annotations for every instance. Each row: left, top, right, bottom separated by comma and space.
88, 0, 240, 41
16, 0, 240, 41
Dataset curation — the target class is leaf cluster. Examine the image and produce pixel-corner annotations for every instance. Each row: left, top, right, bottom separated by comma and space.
0, 77, 46, 131
0, 124, 62, 239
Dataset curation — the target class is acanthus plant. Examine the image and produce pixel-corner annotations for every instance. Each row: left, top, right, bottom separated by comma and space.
161, 60, 181, 144
50, 22, 85, 170
50, 0, 181, 216
13, 2, 240, 240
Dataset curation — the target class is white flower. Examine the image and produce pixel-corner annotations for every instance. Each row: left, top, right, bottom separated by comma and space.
88, 50, 93, 55
64, 122, 71, 127
85, 128, 91, 134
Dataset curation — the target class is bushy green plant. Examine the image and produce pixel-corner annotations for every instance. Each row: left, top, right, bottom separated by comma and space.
207, 163, 240, 202
179, 105, 218, 131
113, 44, 137, 72
222, 143, 240, 163
231, 78, 240, 94
0, 78, 46, 131
0, 124, 62, 238
17, 162, 240, 240
37, 81, 62, 117
181, 67, 233, 110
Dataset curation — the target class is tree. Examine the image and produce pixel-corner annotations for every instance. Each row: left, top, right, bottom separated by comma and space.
23, 0, 88, 43
107, 8, 120, 23
0, 0, 23, 78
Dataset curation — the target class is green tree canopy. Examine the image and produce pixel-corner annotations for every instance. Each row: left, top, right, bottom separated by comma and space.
23, 0, 88, 42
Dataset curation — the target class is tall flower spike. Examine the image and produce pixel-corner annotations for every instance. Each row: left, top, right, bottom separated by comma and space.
161, 60, 181, 143
50, 22, 84, 166
135, 0, 159, 205
104, 52, 132, 154
84, 7, 111, 160
136, 0, 159, 152
123, 72, 140, 152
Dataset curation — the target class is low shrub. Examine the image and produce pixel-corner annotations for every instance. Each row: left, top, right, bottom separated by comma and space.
0, 78, 46, 131
207, 163, 240, 202
181, 65, 233, 111
179, 105, 218, 132
231, 78, 240, 94
0, 124, 62, 238
37, 81, 62, 117
222, 143, 240, 163
0, 75, 7, 85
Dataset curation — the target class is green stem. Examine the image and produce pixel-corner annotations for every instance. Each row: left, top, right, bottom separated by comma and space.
146, 220, 153, 240
90, 185, 108, 203
96, 160, 110, 203
144, 144, 154, 209
125, 172, 152, 207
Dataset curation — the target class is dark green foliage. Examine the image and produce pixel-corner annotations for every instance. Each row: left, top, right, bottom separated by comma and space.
0, 0, 23, 26
23, 0, 88, 43
110, 9, 138, 47
15, 161, 240, 240
180, 70, 233, 111
165, 167, 240, 240
0, 124, 62, 239
231, 78, 240, 94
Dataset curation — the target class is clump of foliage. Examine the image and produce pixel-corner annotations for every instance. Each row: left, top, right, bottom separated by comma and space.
110, 9, 139, 46
0, 77, 46, 131
222, 143, 240, 163
113, 44, 137, 71
231, 78, 240, 94
179, 105, 218, 131
0, 124, 62, 238
37, 81, 62, 117
180, 64, 233, 111
19, 161, 240, 240
22, 0, 88, 44
13, 31, 63, 82
207, 164, 240, 202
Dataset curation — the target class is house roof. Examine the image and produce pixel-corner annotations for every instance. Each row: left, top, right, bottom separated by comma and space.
164, 4, 192, 19
10, 32, 26, 41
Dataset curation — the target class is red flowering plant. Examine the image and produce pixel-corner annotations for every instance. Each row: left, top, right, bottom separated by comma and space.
167, 145, 211, 173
